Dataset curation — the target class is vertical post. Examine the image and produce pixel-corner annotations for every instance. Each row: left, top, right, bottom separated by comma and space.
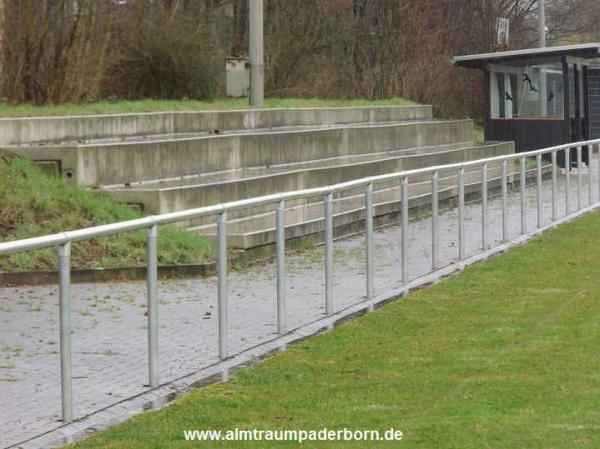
588, 146, 593, 205
324, 192, 334, 315
481, 163, 488, 250
577, 146, 582, 210
365, 184, 374, 300
501, 159, 508, 241
431, 171, 439, 270
458, 167, 465, 261
565, 147, 571, 214
551, 150, 557, 221
276, 200, 286, 335
536, 153, 543, 228
217, 212, 228, 359
539, 0, 546, 47
597, 144, 600, 202
146, 224, 159, 388
249, 0, 264, 108
58, 242, 73, 423
520, 157, 526, 234
401, 176, 409, 284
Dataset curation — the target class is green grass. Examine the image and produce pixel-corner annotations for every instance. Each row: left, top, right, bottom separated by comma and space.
69, 211, 600, 448
0, 97, 414, 117
0, 155, 213, 271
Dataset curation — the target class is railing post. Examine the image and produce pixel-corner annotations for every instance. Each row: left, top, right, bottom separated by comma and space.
365, 184, 374, 300
551, 150, 557, 221
324, 192, 334, 315
401, 176, 409, 284
217, 211, 228, 359
536, 154, 543, 228
431, 171, 439, 270
588, 145, 593, 205
520, 157, 526, 234
501, 159, 508, 241
565, 147, 571, 214
58, 241, 73, 423
481, 163, 487, 250
458, 167, 465, 260
146, 224, 159, 388
577, 146, 582, 210
597, 144, 600, 202
276, 200, 287, 335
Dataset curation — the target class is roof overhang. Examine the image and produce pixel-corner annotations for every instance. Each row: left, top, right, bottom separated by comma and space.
452, 43, 600, 69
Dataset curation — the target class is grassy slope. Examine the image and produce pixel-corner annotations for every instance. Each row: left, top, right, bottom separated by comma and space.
70, 210, 600, 449
0, 97, 414, 117
0, 156, 213, 271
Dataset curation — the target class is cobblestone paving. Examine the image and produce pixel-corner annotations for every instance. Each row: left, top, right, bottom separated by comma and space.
1, 161, 596, 448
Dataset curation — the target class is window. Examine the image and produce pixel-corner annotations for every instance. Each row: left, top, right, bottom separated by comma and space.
489, 58, 564, 119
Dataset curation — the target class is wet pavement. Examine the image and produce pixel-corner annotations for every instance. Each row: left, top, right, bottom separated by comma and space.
1, 158, 597, 448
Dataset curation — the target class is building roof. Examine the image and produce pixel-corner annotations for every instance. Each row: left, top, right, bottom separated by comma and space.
453, 43, 600, 69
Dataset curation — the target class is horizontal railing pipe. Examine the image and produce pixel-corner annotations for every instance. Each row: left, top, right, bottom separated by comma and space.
2, 138, 600, 256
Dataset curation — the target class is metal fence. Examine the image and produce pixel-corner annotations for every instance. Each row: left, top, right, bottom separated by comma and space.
2, 138, 600, 423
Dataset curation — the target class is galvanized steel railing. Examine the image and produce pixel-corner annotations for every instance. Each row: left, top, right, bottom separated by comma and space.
2, 138, 600, 423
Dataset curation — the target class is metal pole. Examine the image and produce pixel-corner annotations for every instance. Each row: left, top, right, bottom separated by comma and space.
458, 167, 465, 261
520, 157, 526, 234
58, 242, 73, 423
401, 176, 409, 283
502, 160, 508, 241
577, 146, 582, 210
566, 147, 571, 214
538, 0, 546, 48
551, 150, 557, 221
597, 144, 600, 202
276, 200, 286, 335
365, 184, 374, 300
536, 154, 543, 228
324, 192, 334, 315
217, 212, 228, 359
146, 225, 159, 388
588, 146, 593, 205
249, 0, 264, 108
431, 171, 439, 270
481, 163, 488, 250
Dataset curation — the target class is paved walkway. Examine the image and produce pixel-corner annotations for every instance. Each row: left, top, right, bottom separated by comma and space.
1, 160, 597, 448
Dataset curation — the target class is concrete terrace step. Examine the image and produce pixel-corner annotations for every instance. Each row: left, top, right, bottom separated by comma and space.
0, 104, 432, 145
190, 163, 507, 249
106, 141, 513, 219
104, 140, 471, 189
8, 118, 474, 186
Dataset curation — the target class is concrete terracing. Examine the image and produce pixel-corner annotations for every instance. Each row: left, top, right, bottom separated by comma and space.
1, 105, 515, 249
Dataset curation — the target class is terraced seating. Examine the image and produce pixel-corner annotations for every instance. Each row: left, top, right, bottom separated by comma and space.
2, 105, 515, 249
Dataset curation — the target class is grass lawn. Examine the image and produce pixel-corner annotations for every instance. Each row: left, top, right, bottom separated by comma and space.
69, 210, 600, 448
0, 155, 213, 271
0, 97, 414, 117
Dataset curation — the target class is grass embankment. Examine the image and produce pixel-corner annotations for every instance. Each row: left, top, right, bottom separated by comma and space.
0, 156, 213, 272
0, 97, 414, 117
71, 210, 600, 448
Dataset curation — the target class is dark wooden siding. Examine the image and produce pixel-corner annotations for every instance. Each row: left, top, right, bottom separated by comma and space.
485, 119, 570, 152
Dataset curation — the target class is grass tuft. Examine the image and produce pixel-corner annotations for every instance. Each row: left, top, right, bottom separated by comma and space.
0, 156, 213, 271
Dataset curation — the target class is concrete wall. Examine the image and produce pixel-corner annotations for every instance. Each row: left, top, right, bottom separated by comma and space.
9, 119, 474, 186
0, 105, 432, 145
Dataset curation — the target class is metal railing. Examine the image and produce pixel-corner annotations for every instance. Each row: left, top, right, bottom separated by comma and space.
2, 138, 600, 423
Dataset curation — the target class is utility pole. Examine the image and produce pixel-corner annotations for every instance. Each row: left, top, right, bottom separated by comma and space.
538, 0, 546, 47
249, 0, 264, 108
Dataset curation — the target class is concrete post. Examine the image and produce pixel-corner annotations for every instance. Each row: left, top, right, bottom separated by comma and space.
249, 0, 264, 108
